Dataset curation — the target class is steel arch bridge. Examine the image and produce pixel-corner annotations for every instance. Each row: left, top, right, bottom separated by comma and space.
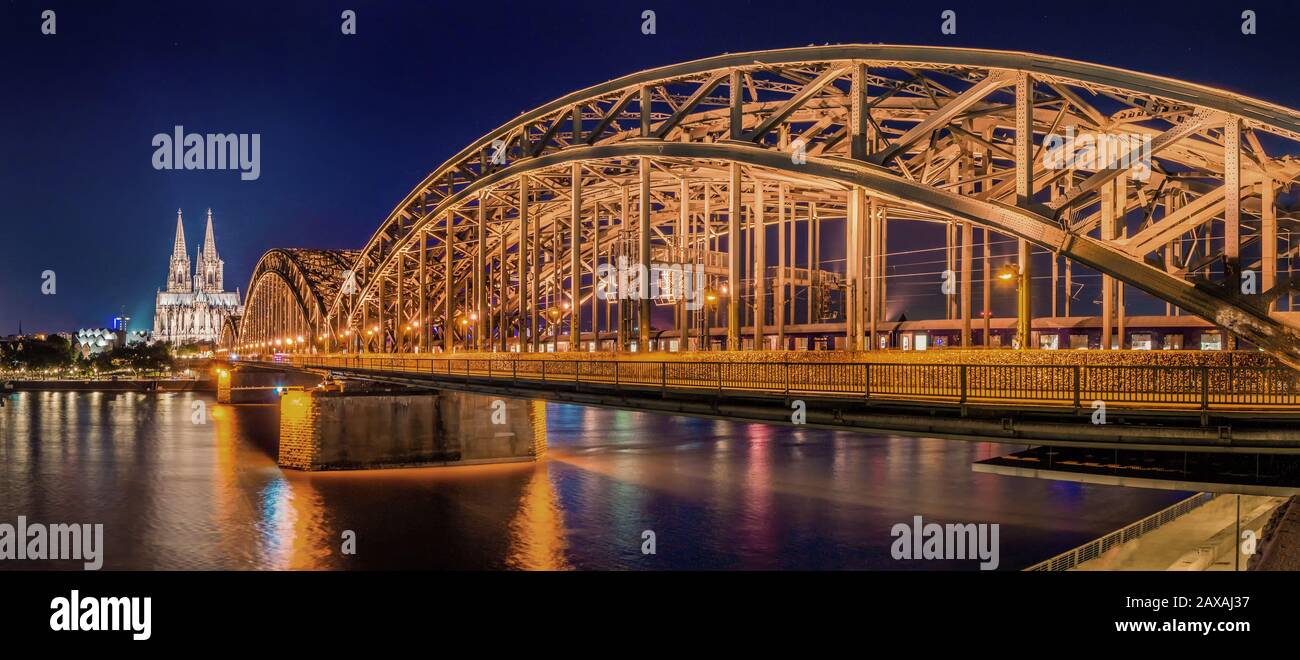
229, 248, 358, 350
230, 45, 1300, 368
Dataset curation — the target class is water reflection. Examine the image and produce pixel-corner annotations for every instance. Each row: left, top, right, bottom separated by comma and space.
0, 391, 1191, 570
506, 462, 570, 570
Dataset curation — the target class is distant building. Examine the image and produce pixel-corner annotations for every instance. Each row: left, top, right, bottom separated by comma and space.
153, 209, 243, 344
74, 328, 149, 358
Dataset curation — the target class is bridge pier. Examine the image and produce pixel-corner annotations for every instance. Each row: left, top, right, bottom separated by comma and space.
277, 387, 545, 471
216, 366, 324, 404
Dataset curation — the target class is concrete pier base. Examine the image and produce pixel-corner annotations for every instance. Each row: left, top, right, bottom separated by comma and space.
277, 388, 545, 471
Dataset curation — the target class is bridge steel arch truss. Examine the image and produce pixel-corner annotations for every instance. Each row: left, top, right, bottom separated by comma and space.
258, 46, 1300, 367
234, 248, 359, 352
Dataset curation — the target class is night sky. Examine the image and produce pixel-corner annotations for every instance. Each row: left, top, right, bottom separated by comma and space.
2, 0, 1297, 333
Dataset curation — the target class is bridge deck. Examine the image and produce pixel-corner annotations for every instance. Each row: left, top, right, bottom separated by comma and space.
270, 354, 1300, 415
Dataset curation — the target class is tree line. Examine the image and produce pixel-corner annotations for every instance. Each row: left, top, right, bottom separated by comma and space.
0, 335, 177, 375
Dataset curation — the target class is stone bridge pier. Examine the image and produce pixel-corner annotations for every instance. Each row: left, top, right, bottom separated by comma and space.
277, 386, 546, 471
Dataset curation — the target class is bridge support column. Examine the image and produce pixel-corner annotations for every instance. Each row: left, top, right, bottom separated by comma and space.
1100, 177, 1124, 349
1116, 176, 1128, 349
878, 213, 887, 326
499, 207, 508, 352
1064, 257, 1072, 318
519, 176, 531, 352
982, 228, 991, 346
961, 220, 972, 347
639, 156, 652, 351
615, 189, 627, 352
868, 197, 881, 349
571, 164, 583, 351
278, 389, 545, 471
377, 277, 385, 352
806, 202, 815, 326
946, 221, 957, 320
1263, 177, 1277, 312
846, 188, 864, 350
1014, 71, 1034, 350
776, 184, 786, 349
727, 162, 741, 350
753, 182, 766, 350
1017, 238, 1033, 349
444, 212, 454, 353
1224, 117, 1242, 350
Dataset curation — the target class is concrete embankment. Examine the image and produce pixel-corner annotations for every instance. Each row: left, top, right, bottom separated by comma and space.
1073, 494, 1286, 571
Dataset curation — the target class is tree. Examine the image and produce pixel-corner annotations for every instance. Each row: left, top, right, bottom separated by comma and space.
0, 335, 76, 371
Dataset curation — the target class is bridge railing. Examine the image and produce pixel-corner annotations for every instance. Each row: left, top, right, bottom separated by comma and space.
276, 354, 1300, 411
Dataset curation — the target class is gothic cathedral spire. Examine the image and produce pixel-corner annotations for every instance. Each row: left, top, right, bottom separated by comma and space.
196, 208, 224, 293
172, 209, 187, 260
167, 209, 192, 293
203, 208, 218, 262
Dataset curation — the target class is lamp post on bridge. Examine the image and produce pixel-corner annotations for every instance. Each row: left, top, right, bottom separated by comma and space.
702, 286, 721, 352
544, 306, 565, 353
997, 261, 1032, 350
456, 314, 472, 352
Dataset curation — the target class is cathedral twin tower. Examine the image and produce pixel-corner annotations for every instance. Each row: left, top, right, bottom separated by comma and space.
168, 209, 225, 294
153, 209, 244, 344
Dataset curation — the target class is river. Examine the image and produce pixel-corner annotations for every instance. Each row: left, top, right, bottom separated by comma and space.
0, 390, 1189, 570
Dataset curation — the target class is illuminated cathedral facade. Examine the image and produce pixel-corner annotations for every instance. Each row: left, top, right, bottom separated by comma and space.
152, 209, 243, 344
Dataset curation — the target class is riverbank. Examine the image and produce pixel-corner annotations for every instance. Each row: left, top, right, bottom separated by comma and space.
1072, 494, 1287, 571
1, 378, 212, 392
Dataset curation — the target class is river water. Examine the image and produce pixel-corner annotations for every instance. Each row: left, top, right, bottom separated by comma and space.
0, 390, 1188, 570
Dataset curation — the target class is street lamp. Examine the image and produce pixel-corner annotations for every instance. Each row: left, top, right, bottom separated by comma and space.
701, 286, 722, 351
996, 262, 1031, 349
545, 307, 563, 352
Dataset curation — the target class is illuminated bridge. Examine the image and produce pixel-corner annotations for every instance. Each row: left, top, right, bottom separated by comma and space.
219, 45, 1300, 459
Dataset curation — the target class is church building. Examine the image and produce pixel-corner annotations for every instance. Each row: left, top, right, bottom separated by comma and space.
152, 209, 244, 344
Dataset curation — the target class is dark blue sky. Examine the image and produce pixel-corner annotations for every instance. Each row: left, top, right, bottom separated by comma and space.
2, 0, 1297, 333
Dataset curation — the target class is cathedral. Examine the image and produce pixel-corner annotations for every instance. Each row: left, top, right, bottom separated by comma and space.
152, 209, 244, 344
